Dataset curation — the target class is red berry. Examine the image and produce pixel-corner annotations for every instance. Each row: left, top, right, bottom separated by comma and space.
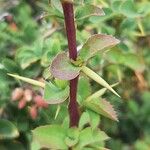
11, 88, 23, 101
18, 99, 26, 109
24, 89, 33, 102
34, 95, 48, 108
29, 106, 38, 120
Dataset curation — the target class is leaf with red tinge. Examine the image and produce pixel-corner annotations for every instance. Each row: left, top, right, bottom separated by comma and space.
84, 99, 118, 121
79, 34, 120, 61
50, 52, 81, 80
75, 4, 105, 20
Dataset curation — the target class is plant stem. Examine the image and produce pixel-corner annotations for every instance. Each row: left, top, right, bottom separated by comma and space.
61, 0, 79, 127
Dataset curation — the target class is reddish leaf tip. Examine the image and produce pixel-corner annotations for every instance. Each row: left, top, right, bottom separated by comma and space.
50, 52, 81, 80
79, 34, 120, 61
101, 99, 119, 121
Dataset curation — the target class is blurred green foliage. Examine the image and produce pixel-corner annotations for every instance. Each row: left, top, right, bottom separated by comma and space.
0, 0, 150, 149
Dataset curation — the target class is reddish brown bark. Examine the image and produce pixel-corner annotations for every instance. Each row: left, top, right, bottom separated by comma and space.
62, 1, 79, 127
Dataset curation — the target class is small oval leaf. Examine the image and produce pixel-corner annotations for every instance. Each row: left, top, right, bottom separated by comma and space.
106, 49, 145, 72
84, 99, 118, 121
50, 52, 81, 80
120, 0, 140, 18
75, 127, 109, 149
65, 128, 79, 147
79, 34, 120, 61
75, 4, 105, 20
0, 119, 19, 140
44, 82, 69, 104
32, 125, 67, 149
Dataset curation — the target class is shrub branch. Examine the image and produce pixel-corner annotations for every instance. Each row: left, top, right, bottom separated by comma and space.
61, 0, 80, 127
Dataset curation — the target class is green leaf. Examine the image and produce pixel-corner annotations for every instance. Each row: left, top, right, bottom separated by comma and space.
41, 38, 61, 67
80, 147, 110, 150
89, 7, 114, 23
44, 82, 69, 104
120, 18, 137, 31
16, 47, 39, 69
62, 116, 70, 129
106, 49, 145, 72
79, 34, 120, 62
123, 54, 145, 72
0, 69, 10, 100
43, 67, 52, 80
50, 52, 81, 80
79, 110, 100, 130
34, 39, 44, 57
54, 78, 68, 89
111, 0, 122, 13
87, 109, 100, 130
84, 99, 118, 121
101, 24, 116, 35
75, 127, 109, 149
128, 100, 139, 115
31, 140, 41, 150
0, 119, 19, 140
0, 141, 25, 150
135, 141, 150, 150
65, 128, 79, 147
138, 2, 150, 16
75, 4, 104, 20
51, 0, 63, 13
120, 0, 140, 18
79, 109, 100, 129
32, 125, 68, 149
16, 39, 44, 69
78, 77, 91, 100
79, 112, 90, 130
2, 58, 20, 73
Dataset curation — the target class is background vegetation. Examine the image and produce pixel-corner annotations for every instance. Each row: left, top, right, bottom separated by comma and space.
0, 0, 150, 149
